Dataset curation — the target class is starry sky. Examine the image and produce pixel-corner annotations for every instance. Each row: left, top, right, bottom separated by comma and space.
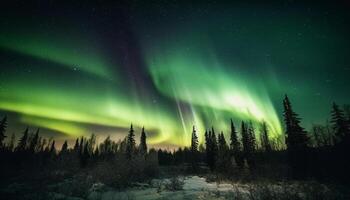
0, 1, 349, 148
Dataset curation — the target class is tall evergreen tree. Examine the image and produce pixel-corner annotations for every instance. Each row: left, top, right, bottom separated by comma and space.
204, 130, 211, 168
206, 127, 218, 171
50, 140, 56, 155
139, 126, 147, 155
283, 95, 309, 178
230, 119, 244, 168
331, 102, 350, 144
29, 129, 39, 153
15, 127, 29, 152
61, 140, 68, 154
191, 126, 199, 153
217, 131, 230, 172
283, 95, 309, 149
190, 126, 199, 170
73, 138, 80, 152
0, 116, 7, 148
241, 121, 250, 156
218, 132, 228, 151
126, 124, 136, 159
260, 121, 271, 152
247, 121, 256, 152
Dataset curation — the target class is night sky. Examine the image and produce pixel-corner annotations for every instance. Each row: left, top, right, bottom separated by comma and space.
0, 1, 349, 148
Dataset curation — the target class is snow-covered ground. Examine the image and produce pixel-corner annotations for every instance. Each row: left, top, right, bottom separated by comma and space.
77, 176, 329, 200
3, 175, 334, 200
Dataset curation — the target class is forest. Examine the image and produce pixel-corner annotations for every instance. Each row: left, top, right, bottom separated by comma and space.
0, 95, 350, 200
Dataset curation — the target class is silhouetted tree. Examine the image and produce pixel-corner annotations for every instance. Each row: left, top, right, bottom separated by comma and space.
190, 126, 199, 170
205, 127, 218, 171
260, 121, 271, 152
191, 126, 199, 152
0, 116, 7, 148
15, 127, 29, 152
283, 95, 309, 178
241, 122, 249, 155
217, 131, 230, 172
50, 140, 56, 155
139, 127, 147, 156
61, 140, 68, 154
73, 138, 80, 153
241, 121, 256, 169
230, 119, 244, 168
331, 102, 350, 144
28, 129, 39, 153
283, 95, 309, 149
126, 124, 136, 159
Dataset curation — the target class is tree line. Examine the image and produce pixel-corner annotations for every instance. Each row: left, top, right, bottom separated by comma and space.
0, 95, 350, 183
158, 95, 350, 181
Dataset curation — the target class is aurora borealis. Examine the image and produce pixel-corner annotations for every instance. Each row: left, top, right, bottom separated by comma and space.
0, 1, 349, 147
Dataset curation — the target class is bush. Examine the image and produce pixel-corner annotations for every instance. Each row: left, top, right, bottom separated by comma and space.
164, 177, 184, 191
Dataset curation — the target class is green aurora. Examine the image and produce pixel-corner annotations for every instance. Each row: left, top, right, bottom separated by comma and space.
0, 1, 349, 147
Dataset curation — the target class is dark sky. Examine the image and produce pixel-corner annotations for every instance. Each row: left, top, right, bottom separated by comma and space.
0, 0, 349, 147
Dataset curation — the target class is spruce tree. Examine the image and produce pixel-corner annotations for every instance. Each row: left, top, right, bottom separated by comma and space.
190, 126, 199, 170
191, 126, 199, 153
29, 129, 39, 153
126, 124, 136, 159
61, 140, 68, 154
15, 127, 29, 152
139, 126, 147, 155
283, 95, 309, 178
209, 127, 218, 170
218, 132, 228, 151
0, 116, 7, 148
204, 130, 211, 168
331, 102, 350, 144
73, 138, 80, 152
260, 121, 271, 152
50, 140, 56, 155
217, 131, 230, 172
283, 95, 309, 150
230, 119, 244, 168
241, 121, 250, 156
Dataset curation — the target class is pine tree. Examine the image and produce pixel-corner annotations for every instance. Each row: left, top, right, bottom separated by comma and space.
211, 127, 218, 155
126, 124, 136, 159
191, 126, 199, 153
206, 127, 218, 171
218, 132, 228, 151
283, 95, 309, 178
283, 95, 309, 150
190, 126, 199, 170
230, 119, 244, 168
0, 116, 7, 148
260, 121, 271, 152
217, 131, 230, 172
73, 138, 80, 152
241, 121, 250, 156
50, 140, 56, 155
331, 102, 350, 144
247, 121, 256, 151
204, 130, 211, 168
29, 129, 39, 153
139, 126, 147, 156
15, 127, 29, 152
61, 140, 68, 154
